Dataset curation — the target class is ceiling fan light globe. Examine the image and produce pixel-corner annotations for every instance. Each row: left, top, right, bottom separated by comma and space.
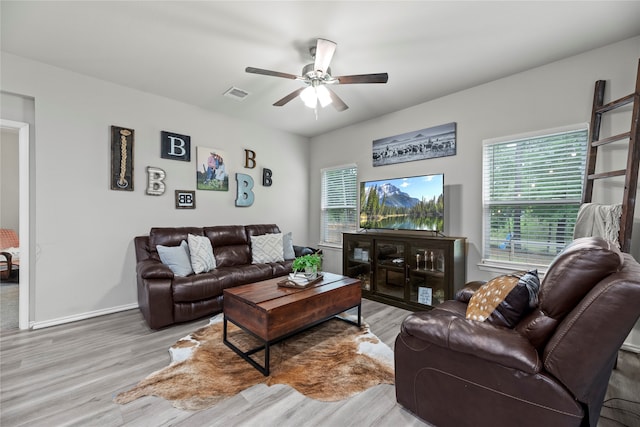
300, 86, 317, 108
316, 85, 332, 108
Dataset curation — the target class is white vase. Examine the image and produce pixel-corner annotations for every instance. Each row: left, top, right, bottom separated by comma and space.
304, 266, 318, 280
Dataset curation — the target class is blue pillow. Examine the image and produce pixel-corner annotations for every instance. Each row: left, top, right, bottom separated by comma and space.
157, 240, 194, 277
283, 232, 296, 260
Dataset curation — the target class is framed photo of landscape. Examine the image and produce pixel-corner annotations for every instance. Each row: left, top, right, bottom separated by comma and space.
372, 122, 456, 167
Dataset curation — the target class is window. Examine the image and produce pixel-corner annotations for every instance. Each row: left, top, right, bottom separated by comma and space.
321, 164, 358, 246
482, 124, 588, 268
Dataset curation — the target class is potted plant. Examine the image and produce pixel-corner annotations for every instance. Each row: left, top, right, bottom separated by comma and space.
291, 253, 322, 279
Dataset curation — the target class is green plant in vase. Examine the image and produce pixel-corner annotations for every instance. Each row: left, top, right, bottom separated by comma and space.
291, 253, 322, 279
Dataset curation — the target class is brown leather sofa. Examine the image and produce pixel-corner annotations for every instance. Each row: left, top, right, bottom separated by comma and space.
134, 224, 314, 329
395, 237, 640, 427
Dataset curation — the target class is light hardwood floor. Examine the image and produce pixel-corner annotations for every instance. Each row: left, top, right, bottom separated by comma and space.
0, 299, 430, 427
2, 299, 637, 427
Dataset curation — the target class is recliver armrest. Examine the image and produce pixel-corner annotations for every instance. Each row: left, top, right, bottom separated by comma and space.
137, 259, 173, 279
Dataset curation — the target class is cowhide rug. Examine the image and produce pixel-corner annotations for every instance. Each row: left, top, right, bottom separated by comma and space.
114, 313, 394, 410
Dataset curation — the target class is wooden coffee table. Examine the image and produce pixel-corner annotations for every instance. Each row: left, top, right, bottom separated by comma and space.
223, 272, 361, 376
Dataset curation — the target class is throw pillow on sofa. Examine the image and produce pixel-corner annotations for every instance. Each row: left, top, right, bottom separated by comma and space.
283, 232, 295, 260
157, 240, 194, 277
251, 233, 284, 263
187, 234, 216, 274
466, 270, 540, 328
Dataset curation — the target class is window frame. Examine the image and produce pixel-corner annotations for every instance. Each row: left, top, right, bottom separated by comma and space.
320, 163, 358, 247
480, 123, 588, 273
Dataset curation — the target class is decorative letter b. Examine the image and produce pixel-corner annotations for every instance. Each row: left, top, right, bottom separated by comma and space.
235, 173, 255, 207
244, 149, 256, 169
146, 166, 166, 195
262, 168, 273, 186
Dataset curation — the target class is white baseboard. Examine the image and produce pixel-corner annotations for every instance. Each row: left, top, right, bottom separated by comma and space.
30, 303, 139, 330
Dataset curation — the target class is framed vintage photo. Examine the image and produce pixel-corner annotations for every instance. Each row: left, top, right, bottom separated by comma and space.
110, 125, 134, 190
372, 122, 456, 167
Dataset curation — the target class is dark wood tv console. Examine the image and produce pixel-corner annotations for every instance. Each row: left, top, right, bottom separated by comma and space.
343, 231, 466, 311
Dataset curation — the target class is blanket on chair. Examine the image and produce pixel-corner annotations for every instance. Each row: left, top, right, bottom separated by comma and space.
573, 203, 622, 247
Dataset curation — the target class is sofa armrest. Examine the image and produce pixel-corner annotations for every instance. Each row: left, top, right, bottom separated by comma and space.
454, 280, 486, 303
401, 310, 541, 374
137, 259, 173, 279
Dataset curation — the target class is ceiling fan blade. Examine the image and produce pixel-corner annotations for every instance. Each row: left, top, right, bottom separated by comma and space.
314, 39, 337, 74
327, 88, 349, 112
335, 73, 389, 84
273, 87, 306, 107
245, 67, 299, 80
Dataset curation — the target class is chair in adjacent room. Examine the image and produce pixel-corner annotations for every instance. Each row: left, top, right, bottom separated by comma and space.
395, 236, 640, 427
0, 228, 20, 282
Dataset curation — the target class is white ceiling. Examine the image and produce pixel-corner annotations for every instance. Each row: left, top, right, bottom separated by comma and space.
2, 1, 640, 138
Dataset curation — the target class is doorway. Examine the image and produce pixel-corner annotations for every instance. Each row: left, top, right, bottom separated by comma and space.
1, 119, 30, 330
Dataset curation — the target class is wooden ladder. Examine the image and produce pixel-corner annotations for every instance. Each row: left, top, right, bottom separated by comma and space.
584, 59, 640, 253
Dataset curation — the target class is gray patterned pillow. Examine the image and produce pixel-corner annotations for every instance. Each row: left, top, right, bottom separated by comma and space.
187, 234, 216, 274
251, 233, 284, 264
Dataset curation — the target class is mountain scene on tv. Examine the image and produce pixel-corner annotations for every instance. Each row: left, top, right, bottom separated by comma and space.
360, 175, 444, 231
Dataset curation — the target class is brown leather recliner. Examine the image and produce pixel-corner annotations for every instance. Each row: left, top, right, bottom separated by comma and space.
395, 237, 640, 427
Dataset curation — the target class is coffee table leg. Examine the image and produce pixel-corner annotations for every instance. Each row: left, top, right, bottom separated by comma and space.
223, 316, 270, 376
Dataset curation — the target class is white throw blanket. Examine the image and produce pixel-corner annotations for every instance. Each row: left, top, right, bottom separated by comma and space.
573, 203, 622, 248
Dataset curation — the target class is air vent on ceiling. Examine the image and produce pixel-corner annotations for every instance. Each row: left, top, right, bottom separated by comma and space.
223, 86, 250, 101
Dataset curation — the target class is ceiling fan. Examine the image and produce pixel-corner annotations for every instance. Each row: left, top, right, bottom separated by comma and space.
245, 38, 388, 112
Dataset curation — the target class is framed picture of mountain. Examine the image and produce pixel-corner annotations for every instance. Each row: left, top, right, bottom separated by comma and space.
359, 173, 444, 232
372, 122, 456, 167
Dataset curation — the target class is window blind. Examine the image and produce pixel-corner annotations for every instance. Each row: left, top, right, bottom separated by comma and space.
482, 125, 588, 266
321, 164, 357, 245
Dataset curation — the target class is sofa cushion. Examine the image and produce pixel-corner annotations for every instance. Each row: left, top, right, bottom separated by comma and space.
245, 224, 281, 238
512, 237, 624, 348
149, 227, 203, 253
539, 237, 623, 319
283, 232, 295, 260
172, 268, 236, 302
156, 240, 193, 277
203, 226, 251, 267
188, 234, 216, 274
466, 270, 540, 328
251, 233, 284, 263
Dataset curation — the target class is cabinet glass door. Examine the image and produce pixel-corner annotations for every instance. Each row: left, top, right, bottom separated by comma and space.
345, 237, 372, 291
374, 239, 405, 300
407, 243, 447, 307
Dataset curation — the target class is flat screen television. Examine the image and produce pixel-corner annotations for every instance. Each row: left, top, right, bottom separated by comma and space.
359, 173, 444, 231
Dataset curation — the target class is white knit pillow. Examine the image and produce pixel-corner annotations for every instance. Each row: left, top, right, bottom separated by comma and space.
187, 234, 216, 274
251, 233, 284, 264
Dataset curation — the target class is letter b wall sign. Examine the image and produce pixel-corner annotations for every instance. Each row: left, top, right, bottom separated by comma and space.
161, 131, 191, 162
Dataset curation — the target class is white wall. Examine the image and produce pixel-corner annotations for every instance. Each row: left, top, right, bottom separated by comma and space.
310, 36, 640, 279
309, 36, 640, 349
0, 52, 310, 326
1, 36, 638, 334
1, 129, 19, 231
